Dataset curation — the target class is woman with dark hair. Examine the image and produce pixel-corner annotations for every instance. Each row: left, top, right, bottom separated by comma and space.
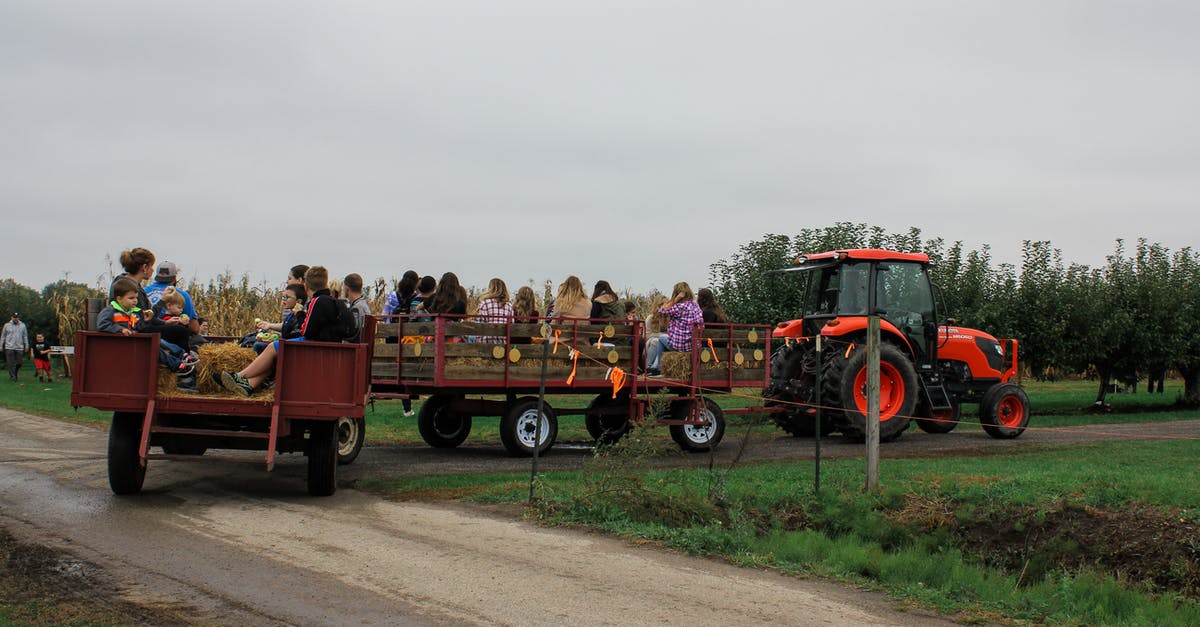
427, 272, 467, 315
697, 288, 728, 324
589, 280, 624, 320
110, 247, 156, 310
384, 270, 421, 317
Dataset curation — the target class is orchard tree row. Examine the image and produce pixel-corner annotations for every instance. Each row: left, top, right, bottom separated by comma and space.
708, 223, 1200, 405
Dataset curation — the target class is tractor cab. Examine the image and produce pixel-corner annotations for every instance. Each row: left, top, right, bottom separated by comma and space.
782, 249, 938, 370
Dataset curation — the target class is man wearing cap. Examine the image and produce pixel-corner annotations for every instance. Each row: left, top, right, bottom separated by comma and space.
2, 312, 29, 382
145, 261, 200, 334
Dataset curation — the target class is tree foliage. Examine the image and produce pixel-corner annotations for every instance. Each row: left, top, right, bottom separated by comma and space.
709, 228, 1200, 404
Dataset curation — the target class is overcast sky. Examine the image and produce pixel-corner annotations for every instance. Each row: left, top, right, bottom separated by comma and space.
2, 1, 1197, 296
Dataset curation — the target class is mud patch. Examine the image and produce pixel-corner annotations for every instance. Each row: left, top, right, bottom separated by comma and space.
1, 527, 196, 625
950, 501, 1199, 596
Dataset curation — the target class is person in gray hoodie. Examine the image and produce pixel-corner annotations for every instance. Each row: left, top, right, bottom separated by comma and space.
2, 312, 30, 382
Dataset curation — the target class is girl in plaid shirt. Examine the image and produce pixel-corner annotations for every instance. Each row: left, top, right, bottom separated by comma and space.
645, 282, 704, 376
473, 278, 514, 343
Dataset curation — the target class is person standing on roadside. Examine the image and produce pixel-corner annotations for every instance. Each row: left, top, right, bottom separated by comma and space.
2, 312, 30, 382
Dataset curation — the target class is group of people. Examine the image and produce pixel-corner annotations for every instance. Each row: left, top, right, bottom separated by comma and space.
102, 248, 208, 390
2, 312, 54, 383
99, 250, 733, 395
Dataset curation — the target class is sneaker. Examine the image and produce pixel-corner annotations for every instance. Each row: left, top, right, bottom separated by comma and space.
403, 410, 415, 417
220, 371, 253, 397
176, 374, 198, 393
177, 361, 196, 377
182, 352, 199, 365
646, 368, 662, 377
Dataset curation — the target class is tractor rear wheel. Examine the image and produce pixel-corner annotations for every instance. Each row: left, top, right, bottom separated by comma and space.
827, 343, 916, 442
980, 383, 1030, 439
915, 402, 960, 434
764, 343, 834, 437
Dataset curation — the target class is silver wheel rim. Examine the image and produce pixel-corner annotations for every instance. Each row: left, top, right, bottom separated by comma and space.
516, 409, 550, 448
681, 408, 717, 444
336, 417, 357, 456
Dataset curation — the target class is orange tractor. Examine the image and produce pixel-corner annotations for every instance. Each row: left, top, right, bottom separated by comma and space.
764, 249, 1029, 441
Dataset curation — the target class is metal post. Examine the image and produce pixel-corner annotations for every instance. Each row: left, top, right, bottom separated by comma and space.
530, 324, 552, 504
813, 335, 822, 495
866, 316, 880, 493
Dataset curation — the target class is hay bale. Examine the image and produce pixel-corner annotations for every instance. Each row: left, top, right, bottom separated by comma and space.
195, 343, 257, 394
157, 367, 178, 393
662, 352, 692, 379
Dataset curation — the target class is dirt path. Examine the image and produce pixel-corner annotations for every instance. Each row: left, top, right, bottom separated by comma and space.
0, 408, 960, 625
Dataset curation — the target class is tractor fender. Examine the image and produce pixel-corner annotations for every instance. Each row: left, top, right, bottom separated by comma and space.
819, 316, 914, 356
771, 319, 805, 339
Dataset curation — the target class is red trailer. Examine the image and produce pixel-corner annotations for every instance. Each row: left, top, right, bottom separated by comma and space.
365, 315, 774, 456
70, 331, 369, 496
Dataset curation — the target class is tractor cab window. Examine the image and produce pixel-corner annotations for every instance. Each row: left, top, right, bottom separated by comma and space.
801, 262, 869, 317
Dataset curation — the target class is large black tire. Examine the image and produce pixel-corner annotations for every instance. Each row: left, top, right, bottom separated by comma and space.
500, 397, 557, 457
980, 383, 1030, 439
584, 393, 632, 445
307, 421, 337, 496
668, 397, 726, 452
764, 343, 836, 437
828, 343, 916, 442
417, 394, 472, 448
915, 402, 960, 434
335, 417, 365, 465
108, 412, 146, 495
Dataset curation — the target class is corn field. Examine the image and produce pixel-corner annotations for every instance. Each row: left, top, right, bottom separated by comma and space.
48, 273, 668, 343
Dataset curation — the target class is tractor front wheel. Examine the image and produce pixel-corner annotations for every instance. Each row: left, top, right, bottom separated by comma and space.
980, 383, 1030, 439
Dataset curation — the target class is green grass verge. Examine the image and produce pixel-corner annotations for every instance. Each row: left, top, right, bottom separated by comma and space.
360, 438, 1200, 625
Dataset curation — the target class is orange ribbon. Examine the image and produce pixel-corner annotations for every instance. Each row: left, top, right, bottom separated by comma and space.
785, 337, 791, 346
595, 334, 603, 349
845, 342, 855, 359
609, 367, 626, 398
553, 329, 562, 354
706, 338, 719, 363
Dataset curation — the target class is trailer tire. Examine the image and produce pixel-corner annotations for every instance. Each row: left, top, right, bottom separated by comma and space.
585, 393, 632, 445
307, 421, 337, 496
668, 397, 725, 452
915, 402, 960, 434
335, 417, 365, 465
108, 412, 146, 495
980, 383, 1030, 439
417, 394, 472, 448
500, 397, 557, 457
829, 343, 915, 442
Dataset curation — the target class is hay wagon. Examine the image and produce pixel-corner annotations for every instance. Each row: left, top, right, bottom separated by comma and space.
70, 331, 368, 497
365, 315, 774, 456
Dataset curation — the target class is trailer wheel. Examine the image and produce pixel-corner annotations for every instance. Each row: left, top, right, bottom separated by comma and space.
915, 403, 960, 434
980, 383, 1030, 439
307, 421, 337, 496
417, 394, 472, 448
668, 397, 725, 452
500, 397, 557, 457
585, 393, 631, 445
108, 412, 146, 495
830, 343, 916, 442
335, 417, 365, 465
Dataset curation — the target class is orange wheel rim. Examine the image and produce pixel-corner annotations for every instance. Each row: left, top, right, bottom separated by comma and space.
997, 395, 1024, 428
853, 362, 904, 421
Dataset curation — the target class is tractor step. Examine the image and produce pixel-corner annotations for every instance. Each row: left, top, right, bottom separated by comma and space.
921, 377, 954, 411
